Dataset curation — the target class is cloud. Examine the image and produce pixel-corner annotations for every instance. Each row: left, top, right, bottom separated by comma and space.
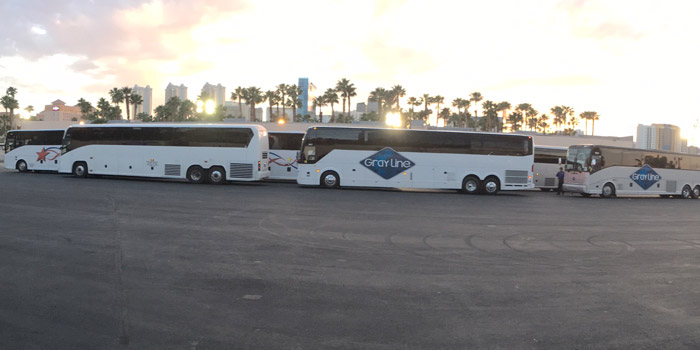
0, 0, 249, 61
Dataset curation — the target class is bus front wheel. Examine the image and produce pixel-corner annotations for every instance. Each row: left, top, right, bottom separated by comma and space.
461, 176, 480, 194
601, 183, 615, 198
16, 160, 28, 173
186, 166, 206, 184
320, 171, 340, 189
681, 185, 693, 199
73, 162, 88, 178
481, 176, 500, 195
207, 166, 226, 185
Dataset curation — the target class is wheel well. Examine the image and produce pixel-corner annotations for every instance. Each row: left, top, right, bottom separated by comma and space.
604, 182, 616, 195
484, 175, 501, 188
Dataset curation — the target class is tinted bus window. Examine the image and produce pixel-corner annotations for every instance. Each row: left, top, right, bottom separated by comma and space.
269, 133, 304, 150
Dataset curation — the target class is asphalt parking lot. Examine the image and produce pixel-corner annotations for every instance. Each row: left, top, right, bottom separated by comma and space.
1, 166, 700, 349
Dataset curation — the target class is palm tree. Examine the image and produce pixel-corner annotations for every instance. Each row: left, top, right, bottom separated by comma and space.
312, 95, 327, 123
369, 87, 388, 122
324, 89, 339, 123
1, 88, 19, 130
286, 85, 302, 122
276, 84, 289, 120
118, 87, 132, 120
77, 98, 93, 119
469, 92, 483, 121
242, 87, 265, 122
233, 86, 245, 117
390, 85, 406, 110
265, 90, 278, 121
496, 101, 511, 132
96, 98, 112, 120
24, 105, 34, 115
433, 95, 445, 125
550, 106, 566, 132
130, 93, 143, 121
589, 111, 600, 136
439, 107, 451, 126
336, 78, 356, 122
109, 88, 123, 107
407, 97, 423, 121
481, 100, 498, 131
507, 112, 524, 131
537, 114, 550, 133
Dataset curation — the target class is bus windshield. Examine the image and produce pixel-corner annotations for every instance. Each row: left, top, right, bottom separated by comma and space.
566, 146, 592, 172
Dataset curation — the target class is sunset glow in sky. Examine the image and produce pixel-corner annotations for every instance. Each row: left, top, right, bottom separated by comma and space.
2, 0, 700, 143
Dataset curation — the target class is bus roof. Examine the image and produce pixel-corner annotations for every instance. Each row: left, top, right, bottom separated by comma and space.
67, 123, 264, 129
568, 144, 696, 158
304, 126, 532, 139
6, 129, 65, 133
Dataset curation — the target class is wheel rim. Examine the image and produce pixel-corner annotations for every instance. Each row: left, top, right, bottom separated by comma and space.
75, 165, 85, 176
210, 170, 223, 182
683, 187, 691, 198
485, 181, 497, 193
466, 180, 478, 192
18, 161, 27, 172
324, 174, 337, 187
191, 170, 202, 182
603, 185, 613, 197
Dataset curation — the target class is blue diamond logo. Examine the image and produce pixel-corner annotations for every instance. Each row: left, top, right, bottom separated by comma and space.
630, 164, 661, 190
360, 147, 415, 179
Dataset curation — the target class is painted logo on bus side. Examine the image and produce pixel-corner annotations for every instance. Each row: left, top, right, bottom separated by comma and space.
360, 147, 415, 180
630, 165, 661, 190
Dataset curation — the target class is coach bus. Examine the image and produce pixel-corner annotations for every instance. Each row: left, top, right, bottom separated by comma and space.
3, 129, 64, 172
267, 131, 304, 180
534, 146, 567, 191
563, 144, 700, 198
297, 126, 534, 194
58, 124, 270, 184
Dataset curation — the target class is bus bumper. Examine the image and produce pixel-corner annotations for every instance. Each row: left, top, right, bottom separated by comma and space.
563, 183, 586, 193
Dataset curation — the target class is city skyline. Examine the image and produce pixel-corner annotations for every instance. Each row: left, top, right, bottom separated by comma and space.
1, 0, 700, 143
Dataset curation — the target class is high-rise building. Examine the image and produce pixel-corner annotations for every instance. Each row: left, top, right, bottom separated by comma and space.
201, 83, 226, 107
132, 85, 152, 116
636, 124, 683, 152
165, 83, 187, 102
296, 78, 318, 118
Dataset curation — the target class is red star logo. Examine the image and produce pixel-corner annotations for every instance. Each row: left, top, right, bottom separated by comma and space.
36, 148, 50, 162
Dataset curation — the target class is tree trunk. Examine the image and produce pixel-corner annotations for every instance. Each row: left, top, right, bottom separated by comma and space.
125, 101, 130, 120
251, 104, 256, 122
341, 98, 346, 123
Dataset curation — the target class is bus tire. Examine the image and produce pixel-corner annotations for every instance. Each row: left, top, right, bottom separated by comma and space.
461, 175, 480, 194
693, 186, 700, 199
186, 165, 206, 184
207, 166, 226, 185
601, 183, 615, 198
481, 176, 500, 195
72, 162, 88, 178
16, 160, 28, 173
320, 171, 340, 189
681, 185, 693, 199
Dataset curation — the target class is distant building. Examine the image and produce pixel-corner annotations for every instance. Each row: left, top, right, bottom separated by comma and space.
165, 83, 187, 102
297, 78, 316, 118
636, 123, 684, 152
367, 101, 379, 113
36, 100, 82, 122
356, 102, 367, 113
132, 85, 152, 116
201, 83, 226, 107
224, 101, 263, 121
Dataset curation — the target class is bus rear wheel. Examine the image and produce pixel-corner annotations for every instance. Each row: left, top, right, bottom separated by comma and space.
73, 162, 88, 178
320, 171, 340, 189
186, 165, 206, 184
16, 160, 28, 173
681, 185, 693, 199
207, 166, 226, 185
693, 186, 700, 199
461, 175, 480, 194
481, 176, 500, 195
601, 183, 615, 198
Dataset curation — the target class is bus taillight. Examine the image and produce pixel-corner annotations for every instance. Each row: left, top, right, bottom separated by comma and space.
258, 161, 261, 171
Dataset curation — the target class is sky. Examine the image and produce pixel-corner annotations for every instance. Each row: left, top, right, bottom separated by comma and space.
1, 0, 700, 143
